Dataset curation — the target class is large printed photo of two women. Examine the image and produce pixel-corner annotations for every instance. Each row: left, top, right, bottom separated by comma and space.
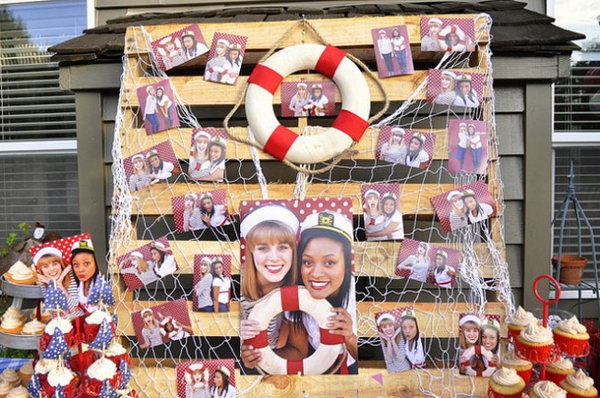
238, 199, 358, 375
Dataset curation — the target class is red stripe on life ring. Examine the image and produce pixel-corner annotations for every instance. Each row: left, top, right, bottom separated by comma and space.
248, 64, 284, 95
287, 360, 304, 375
263, 125, 298, 161
280, 285, 300, 312
315, 45, 346, 79
244, 329, 269, 349
332, 109, 369, 141
319, 328, 345, 345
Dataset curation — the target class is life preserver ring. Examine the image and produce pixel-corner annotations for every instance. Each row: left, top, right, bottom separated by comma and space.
244, 285, 345, 375
245, 44, 371, 164
438, 24, 468, 51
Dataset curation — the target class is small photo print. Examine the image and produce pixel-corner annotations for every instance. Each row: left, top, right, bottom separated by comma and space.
132, 298, 193, 349
458, 313, 501, 377
372, 25, 414, 78
376, 126, 436, 169
124, 140, 181, 192
172, 188, 231, 233
136, 79, 180, 135
188, 128, 227, 182
116, 237, 178, 291
281, 80, 336, 117
420, 17, 476, 52
150, 24, 209, 71
448, 119, 488, 175
375, 306, 425, 373
204, 32, 248, 85
193, 255, 232, 313
361, 183, 404, 241
427, 69, 485, 108
395, 239, 460, 288
176, 359, 236, 398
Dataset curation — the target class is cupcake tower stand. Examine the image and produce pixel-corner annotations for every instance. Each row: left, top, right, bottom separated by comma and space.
0, 276, 43, 350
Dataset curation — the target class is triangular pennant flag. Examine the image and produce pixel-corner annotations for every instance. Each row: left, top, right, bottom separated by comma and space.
101, 278, 115, 306
87, 274, 104, 306
119, 359, 131, 389
43, 280, 69, 312
27, 373, 41, 397
53, 384, 66, 398
371, 373, 384, 386
89, 318, 113, 350
43, 327, 70, 359
99, 379, 119, 398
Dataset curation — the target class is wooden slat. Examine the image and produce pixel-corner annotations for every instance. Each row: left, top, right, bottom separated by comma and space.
125, 15, 489, 55
112, 240, 503, 279
114, 301, 506, 338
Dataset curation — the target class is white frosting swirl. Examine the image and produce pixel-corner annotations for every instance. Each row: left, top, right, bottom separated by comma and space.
85, 310, 112, 325
532, 381, 566, 398
7, 386, 30, 398
1, 369, 20, 384
0, 380, 11, 394
34, 359, 58, 374
548, 357, 573, 371
44, 317, 72, 334
2, 306, 24, 321
0, 316, 23, 330
501, 350, 532, 367
7, 261, 34, 281
509, 306, 537, 327
87, 357, 117, 381
19, 361, 33, 375
565, 369, 594, 390
491, 368, 522, 386
47, 366, 74, 387
22, 319, 46, 334
105, 341, 126, 356
520, 323, 552, 344
556, 316, 587, 335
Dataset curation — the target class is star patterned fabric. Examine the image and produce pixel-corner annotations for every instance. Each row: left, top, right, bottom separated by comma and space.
101, 277, 115, 306
119, 359, 131, 389
87, 274, 104, 306
53, 384, 66, 398
89, 318, 114, 350
43, 327, 70, 359
27, 373, 41, 397
43, 280, 69, 312
99, 379, 119, 398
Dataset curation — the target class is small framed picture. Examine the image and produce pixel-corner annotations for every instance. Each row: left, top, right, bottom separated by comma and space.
204, 32, 248, 85
124, 141, 181, 192
132, 299, 194, 349
458, 313, 502, 377
280, 80, 336, 117
371, 25, 414, 78
176, 359, 236, 398
188, 128, 227, 182
427, 69, 485, 108
431, 181, 496, 233
150, 24, 209, 71
171, 188, 231, 233
447, 119, 488, 175
376, 126, 436, 169
193, 255, 232, 313
116, 237, 178, 291
420, 17, 476, 52
375, 306, 426, 373
136, 79, 180, 135
361, 183, 404, 241
395, 238, 460, 288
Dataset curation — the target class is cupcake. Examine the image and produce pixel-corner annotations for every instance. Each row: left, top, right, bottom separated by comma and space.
18, 361, 33, 386
516, 322, 554, 362
0, 380, 11, 398
21, 319, 46, 336
0, 370, 20, 388
4, 261, 36, 285
507, 306, 537, 340
488, 368, 526, 398
529, 381, 567, 398
501, 350, 533, 384
105, 340, 130, 366
560, 369, 598, 398
84, 357, 121, 396
553, 317, 590, 357
83, 310, 114, 344
1, 307, 26, 323
0, 316, 24, 334
43, 366, 77, 398
546, 357, 575, 386
40, 317, 74, 350
34, 359, 58, 385
40, 310, 51, 324
6, 386, 29, 398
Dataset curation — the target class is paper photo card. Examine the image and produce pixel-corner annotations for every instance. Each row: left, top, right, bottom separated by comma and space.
116, 237, 178, 291
124, 140, 181, 192
238, 198, 358, 375
458, 313, 502, 377
431, 181, 496, 233
427, 69, 485, 108
172, 188, 231, 233
150, 24, 209, 71
420, 17, 476, 52
176, 359, 236, 398
131, 299, 193, 350
136, 79, 180, 135
361, 183, 404, 241
376, 126, 436, 169
447, 119, 488, 175
375, 306, 426, 373
395, 238, 460, 288
192, 254, 232, 313
204, 32, 248, 85
188, 128, 227, 182
281, 80, 336, 117
372, 25, 414, 78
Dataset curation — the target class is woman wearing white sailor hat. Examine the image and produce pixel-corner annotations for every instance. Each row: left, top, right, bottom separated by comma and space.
421, 17, 443, 51
149, 240, 177, 278
181, 29, 208, 60
288, 82, 310, 117
447, 190, 468, 230
210, 365, 235, 398
380, 127, 408, 165
204, 38, 230, 82
433, 70, 458, 106
405, 132, 430, 168
306, 83, 329, 116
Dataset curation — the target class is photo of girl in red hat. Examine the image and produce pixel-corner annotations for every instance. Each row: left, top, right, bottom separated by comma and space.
133, 299, 194, 349
375, 308, 411, 374
459, 314, 501, 377
117, 237, 178, 290
176, 360, 236, 398
420, 17, 476, 52
151, 24, 208, 71
361, 183, 404, 241
371, 25, 414, 78
188, 128, 227, 182
172, 189, 231, 233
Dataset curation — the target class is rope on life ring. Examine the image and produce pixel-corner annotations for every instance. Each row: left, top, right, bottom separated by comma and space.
243, 285, 345, 375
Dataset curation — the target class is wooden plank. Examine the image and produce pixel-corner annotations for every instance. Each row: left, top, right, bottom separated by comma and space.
112, 240, 504, 279
125, 15, 488, 55
114, 301, 506, 338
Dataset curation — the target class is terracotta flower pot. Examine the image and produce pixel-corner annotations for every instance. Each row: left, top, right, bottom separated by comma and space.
552, 256, 588, 285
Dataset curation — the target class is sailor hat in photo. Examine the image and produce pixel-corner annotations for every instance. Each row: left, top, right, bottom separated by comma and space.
211, 256, 224, 264
141, 308, 153, 317
200, 257, 212, 265
436, 250, 448, 260
193, 130, 211, 141
311, 83, 323, 90
300, 211, 353, 243
382, 192, 398, 201
145, 149, 159, 159
33, 246, 63, 265
364, 189, 381, 198
211, 135, 227, 146
185, 193, 198, 202
391, 127, 406, 136
468, 123, 477, 129
130, 251, 144, 259
441, 70, 457, 80
376, 313, 395, 326
240, 204, 299, 239
151, 241, 167, 252
181, 30, 195, 40
228, 43, 242, 51
132, 154, 144, 162
401, 309, 417, 319
457, 74, 472, 83
462, 189, 476, 198
446, 190, 462, 201
379, 29, 386, 34
428, 18, 443, 26
145, 85, 154, 93
459, 122, 467, 128
200, 192, 213, 201
71, 239, 94, 254
184, 363, 209, 386
483, 317, 501, 331
412, 132, 426, 144
297, 82, 308, 89
217, 39, 230, 47
217, 365, 231, 378
459, 314, 482, 327
418, 241, 430, 251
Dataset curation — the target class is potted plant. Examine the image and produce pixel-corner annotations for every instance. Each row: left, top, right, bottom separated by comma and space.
552, 255, 588, 285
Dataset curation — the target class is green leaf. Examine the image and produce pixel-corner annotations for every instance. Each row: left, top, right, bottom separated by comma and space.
17, 222, 31, 235
6, 232, 17, 247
